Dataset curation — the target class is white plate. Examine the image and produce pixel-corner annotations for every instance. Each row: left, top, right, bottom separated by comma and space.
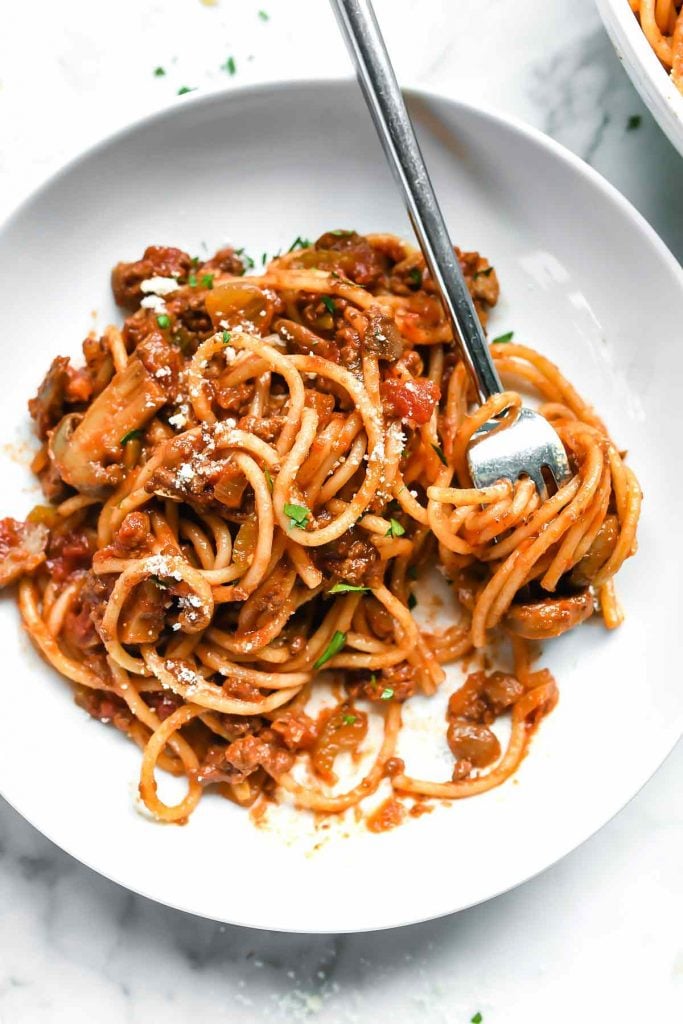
597, 0, 683, 156
0, 80, 681, 933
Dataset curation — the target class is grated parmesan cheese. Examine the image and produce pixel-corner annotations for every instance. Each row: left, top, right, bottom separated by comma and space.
168, 411, 187, 430
140, 294, 167, 313
140, 276, 179, 296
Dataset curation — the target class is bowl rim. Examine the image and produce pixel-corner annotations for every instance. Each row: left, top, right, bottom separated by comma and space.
1, 75, 681, 271
1, 77, 682, 932
596, 0, 683, 156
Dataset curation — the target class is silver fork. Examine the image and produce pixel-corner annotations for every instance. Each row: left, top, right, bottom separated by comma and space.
330, 0, 571, 498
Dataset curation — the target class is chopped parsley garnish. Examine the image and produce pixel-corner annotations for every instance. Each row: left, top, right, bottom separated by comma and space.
287, 235, 311, 252
264, 468, 274, 493
120, 428, 143, 446
471, 1015, 483, 1024
321, 295, 336, 315
431, 443, 447, 465
188, 272, 198, 287
177, 86, 195, 96
330, 229, 353, 236
200, 273, 214, 290
385, 518, 406, 538
314, 630, 346, 669
328, 582, 370, 594
380, 687, 394, 701
284, 502, 310, 530
261, 251, 268, 265
492, 331, 514, 344
156, 314, 170, 328
222, 330, 232, 344
342, 714, 357, 726
190, 255, 201, 267
258, 9, 269, 20
222, 56, 237, 75
153, 66, 166, 77
474, 266, 494, 278
239, 251, 255, 270
407, 592, 417, 610
627, 114, 641, 131
408, 266, 422, 289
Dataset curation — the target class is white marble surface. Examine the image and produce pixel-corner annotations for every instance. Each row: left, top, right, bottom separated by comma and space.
0, 1, 681, 1021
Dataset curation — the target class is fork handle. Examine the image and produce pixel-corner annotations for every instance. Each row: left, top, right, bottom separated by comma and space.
330, 0, 503, 403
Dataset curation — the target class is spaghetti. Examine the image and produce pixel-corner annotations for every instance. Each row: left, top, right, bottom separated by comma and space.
0, 230, 641, 826
630, 0, 683, 91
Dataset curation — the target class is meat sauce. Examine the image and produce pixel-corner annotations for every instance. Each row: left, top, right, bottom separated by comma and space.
366, 796, 406, 833
311, 704, 368, 785
446, 670, 524, 782
0, 517, 48, 586
4, 230, 572, 834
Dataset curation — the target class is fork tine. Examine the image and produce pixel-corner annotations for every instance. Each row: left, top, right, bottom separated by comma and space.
529, 469, 548, 500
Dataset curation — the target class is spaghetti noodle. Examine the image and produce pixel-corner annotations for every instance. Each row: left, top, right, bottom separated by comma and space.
630, 0, 683, 91
0, 230, 641, 826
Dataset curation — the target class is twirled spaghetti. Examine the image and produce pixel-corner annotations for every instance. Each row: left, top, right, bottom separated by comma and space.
0, 230, 641, 827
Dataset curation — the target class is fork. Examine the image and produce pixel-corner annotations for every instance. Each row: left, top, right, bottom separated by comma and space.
329, 0, 571, 498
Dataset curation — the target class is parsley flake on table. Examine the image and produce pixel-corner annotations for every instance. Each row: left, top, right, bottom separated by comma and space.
627, 114, 642, 131
284, 502, 310, 530
153, 66, 166, 77
222, 56, 237, 76
177, 86, 195, 96
471, 1014, 483, 1024
314, 630, 346, 669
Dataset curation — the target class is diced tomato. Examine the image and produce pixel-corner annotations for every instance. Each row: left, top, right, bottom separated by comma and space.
380, 377, 440, 424
46, 530, 94, 582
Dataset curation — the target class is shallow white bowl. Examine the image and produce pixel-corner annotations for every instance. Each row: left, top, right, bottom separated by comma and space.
0, 80, 681, 933
597, 0, 683, 156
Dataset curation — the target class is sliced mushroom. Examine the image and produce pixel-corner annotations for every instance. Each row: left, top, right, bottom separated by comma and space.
363, 309, 403, 362
447, 719, 501, 768
50, 358, 166, 496
505, 588, 594, 640
571, 515, 619, 586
